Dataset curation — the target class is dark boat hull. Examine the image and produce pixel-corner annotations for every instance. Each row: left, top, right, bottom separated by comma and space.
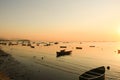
56, 51, 72, 57
76, 47, 82, 49
80, 75, 105, 80
79, 66, 105, 80
60, 46, 67, 48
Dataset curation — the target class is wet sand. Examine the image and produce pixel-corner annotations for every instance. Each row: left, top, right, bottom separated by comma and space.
0, 49, 78, 80
0, 49, 30, 80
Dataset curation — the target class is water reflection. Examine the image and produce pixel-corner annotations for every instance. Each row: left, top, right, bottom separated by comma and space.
1, 41, 120, 80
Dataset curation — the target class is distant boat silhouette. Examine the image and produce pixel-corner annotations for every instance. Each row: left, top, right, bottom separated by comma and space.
36, 43, 40, 46
44, 44, 51, 46
27, 43, 31, 46
89, 46, 95, 47
76, 47, 82, 49
80, 42, 82, 44
22, 44, 26, 46
56, 50, 72, 57
54, 42, 59, 44
118, 50, 120, 54
60, 46, 67, 48
79, 66, 105, 80
30, 46, 35, 48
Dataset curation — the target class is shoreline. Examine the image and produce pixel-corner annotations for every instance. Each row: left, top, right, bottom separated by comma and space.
0, 49, 30, 80
0, 47, 78, 80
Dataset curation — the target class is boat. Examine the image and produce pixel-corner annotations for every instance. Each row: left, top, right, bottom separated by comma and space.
36, 43, 40, 46
80, 42, 82, 44
118, 50, 120, 54
44, 44, 51, 46
56, 50, 72, 57
54, 42, 59, 44
60, 46, 67, 48
22, 44, 26, 46
30, 46, 35, 48
76, 47, 82, 49
79, 66, 105, 80
27, 43, 31, 46
89, 46, 95, 47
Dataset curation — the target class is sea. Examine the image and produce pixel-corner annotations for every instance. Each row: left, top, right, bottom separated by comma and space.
1, 41, 120, 80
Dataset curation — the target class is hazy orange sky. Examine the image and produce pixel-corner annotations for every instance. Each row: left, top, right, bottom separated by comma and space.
0, 0, 120, 41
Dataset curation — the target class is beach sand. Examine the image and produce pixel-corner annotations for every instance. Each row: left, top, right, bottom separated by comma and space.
0, 50, 30, 80
0, 47, 78, 80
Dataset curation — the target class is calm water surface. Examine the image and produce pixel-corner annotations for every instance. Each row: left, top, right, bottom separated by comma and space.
2, 42, 120, 80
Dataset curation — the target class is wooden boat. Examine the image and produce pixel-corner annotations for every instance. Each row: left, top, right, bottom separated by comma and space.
118, 50, 120, 54
22, 44, 26, 46
27, 43, 31, 46
76, 47, 82, 49
44, 44, 51, 46
60, 46, 67, 48
56, 50, 72, 57
79, 66, 105, 80
54, 42, 59, 44
89, 46, 95, 47
30, 46, 35, 48
36, 43, 40, 46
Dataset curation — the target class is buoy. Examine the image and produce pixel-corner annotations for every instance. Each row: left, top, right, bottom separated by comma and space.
107, 66, 110, 70
41, 57, 44, 60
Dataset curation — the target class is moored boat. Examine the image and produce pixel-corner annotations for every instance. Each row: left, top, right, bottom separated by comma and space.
76, 47, 82, 49
118, 50, 120, 54
60, 46, 67, 48
30, 46, 35, 48
79, 66, 105, 80
44, 44, 51, 46
27, 43, 31, 46
22, 44, 26, 46
54, 42, 59, 44
56, 50, 72, 57
89, 46, 95, 47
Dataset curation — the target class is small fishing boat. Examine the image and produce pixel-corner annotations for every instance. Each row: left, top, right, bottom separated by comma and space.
76, 47, 82, 49
54, 42, 59, 44
89, 46, 95, 47
22, 44, 26, 46
80, 42, 82, 44
44, 44, 51, 46
30, 46, 35, 48
60, 46, 67, 48
56, 50, 72, 57
79, 66, 105, 80
27, 43, 31, 46
118, 50, 120, 54
36, 43, 40, 46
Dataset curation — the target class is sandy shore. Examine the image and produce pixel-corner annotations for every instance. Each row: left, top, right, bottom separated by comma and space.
0, 49, 30, 80
0, 46, 79, 80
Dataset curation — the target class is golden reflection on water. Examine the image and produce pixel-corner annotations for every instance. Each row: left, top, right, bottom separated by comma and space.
2, 42, 120, 80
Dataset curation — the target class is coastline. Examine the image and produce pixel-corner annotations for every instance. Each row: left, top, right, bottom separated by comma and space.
0, 49, 29, 80
0, 47, 78, 80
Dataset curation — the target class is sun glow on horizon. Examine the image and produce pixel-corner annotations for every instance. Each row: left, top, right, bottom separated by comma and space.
0, 0, 120, 41
117, 26, 120, 35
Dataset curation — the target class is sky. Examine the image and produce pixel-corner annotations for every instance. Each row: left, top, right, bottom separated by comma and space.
0, 0, 120, 41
